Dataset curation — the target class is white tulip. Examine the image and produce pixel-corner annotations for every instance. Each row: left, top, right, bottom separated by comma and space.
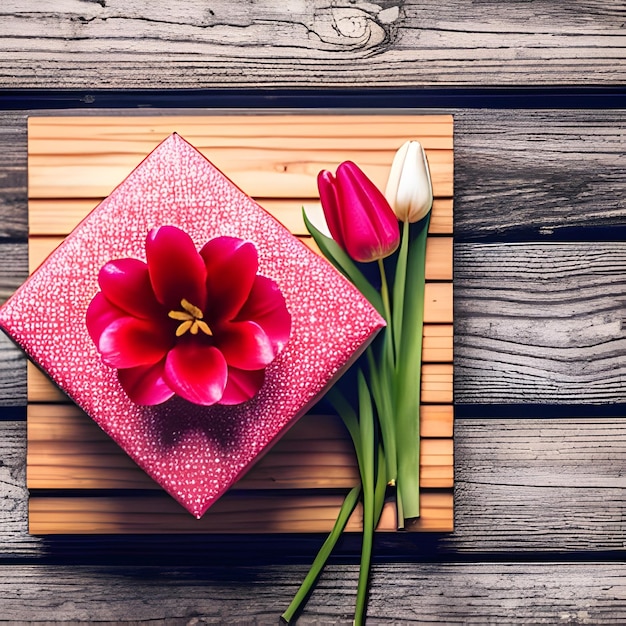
385, 140, 433, 223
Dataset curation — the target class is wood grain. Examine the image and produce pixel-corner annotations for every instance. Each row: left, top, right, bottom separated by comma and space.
0, 242, 28, 407
27, 235, 454, 280
1, 1, 624, 88
0, 113, 28, 240
455, 241, 626, 404
27, 492, 454, 534
2, 109, 625, 242
453, 109, 626, 239
0, 562, 621, 624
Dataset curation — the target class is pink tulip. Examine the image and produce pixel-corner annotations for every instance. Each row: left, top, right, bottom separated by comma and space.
86, 225, 291, 406
317, 161, 400, 263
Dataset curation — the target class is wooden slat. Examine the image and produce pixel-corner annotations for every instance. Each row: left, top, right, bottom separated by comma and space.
28, 491, 454, 534
27, 405, 453, 491
25, 114, 453, 535
29, 197, 454, 236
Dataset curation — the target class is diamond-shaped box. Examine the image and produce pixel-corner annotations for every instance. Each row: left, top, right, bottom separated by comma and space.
0, 133, 384, 518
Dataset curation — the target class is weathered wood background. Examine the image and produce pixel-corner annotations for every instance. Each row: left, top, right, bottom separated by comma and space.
0, 1, 624, 623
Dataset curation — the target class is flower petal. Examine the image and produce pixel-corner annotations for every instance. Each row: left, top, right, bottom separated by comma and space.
146, 225, 207, 310
235, 276, 291, 354
86, 291, 126, 347
118, 360, 174, 405
97, 315, 171, 369
220, 367, 265, 405
200, 236, 258, 322
98, 258, 161, 319
217, 320, 276, 370
317, 169, 346, 250
164, 341, 228, 406
336, 161, 400, 262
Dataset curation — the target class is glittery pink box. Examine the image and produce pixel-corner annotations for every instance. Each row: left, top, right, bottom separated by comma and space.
0, 133, 384, 518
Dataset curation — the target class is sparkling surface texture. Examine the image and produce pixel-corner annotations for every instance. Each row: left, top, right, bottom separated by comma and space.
0, 134, 384, 518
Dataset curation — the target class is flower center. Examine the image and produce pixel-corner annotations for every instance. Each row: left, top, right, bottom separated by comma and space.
168, 298, 213, 337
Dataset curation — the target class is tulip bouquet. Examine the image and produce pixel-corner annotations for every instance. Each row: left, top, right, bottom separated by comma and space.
282, 141, 434, 624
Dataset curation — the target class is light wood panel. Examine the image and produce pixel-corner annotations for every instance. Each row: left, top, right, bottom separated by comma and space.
26, 114, 454, 534
28, 115, 454, 200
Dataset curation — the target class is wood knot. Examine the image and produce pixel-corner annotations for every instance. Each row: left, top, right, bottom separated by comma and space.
312, 2, 402, 54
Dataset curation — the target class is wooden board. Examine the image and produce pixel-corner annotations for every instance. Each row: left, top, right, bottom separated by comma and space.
26, 114, 454, 534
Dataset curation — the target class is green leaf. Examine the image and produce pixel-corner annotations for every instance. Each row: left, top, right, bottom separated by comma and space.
394, 214, 430, 522
366, 347, 396, 483
355, 370, 376, 626
303, 209, 385, 317
374, 444, 388, 525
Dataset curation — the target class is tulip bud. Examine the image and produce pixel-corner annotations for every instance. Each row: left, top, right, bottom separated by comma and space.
385, 140, 433, 223
317, 161, 400, 263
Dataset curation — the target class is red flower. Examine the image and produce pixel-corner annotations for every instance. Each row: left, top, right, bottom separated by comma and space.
317, 161, 400, 263
86, 226, 291, 406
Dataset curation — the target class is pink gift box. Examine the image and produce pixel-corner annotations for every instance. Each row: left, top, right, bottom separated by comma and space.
0, 133, 384, 518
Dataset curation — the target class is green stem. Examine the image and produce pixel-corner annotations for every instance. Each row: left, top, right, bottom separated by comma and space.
373, 257, 398, 483
303, 208, 384, 317
366, 348, 396, 484
377, 258, 392, 327
377, 257, 395, 371
354, 371, 375, 625
392, 220, 410, 360
280, 485, 362, 624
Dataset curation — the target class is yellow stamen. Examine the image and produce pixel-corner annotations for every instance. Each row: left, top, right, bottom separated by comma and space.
168, 299, 213, 337
181, 298, 204, 319
169, 310, 194, 322
175, 320, 193, 336
195, 320, 212, 335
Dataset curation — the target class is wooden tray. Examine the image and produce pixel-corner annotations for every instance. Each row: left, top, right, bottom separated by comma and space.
26, 114, 454, 534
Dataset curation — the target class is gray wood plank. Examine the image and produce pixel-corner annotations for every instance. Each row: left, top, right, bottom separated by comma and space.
0, 241, 27, 407
454, 109, 626, 239
0, 1, 624, 88
0, 562, 623, 624
0, 113, 27, 239
0, 418, 623, 557
455, 241, 626, 404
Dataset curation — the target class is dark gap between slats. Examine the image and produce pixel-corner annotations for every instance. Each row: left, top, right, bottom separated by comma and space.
455, 403, 626, 418
0, 87, 625, 110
